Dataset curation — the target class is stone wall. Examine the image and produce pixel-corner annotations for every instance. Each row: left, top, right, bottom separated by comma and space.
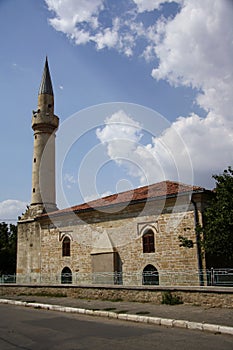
17, 193, 206, 287
0, 285, 232, 308
38, 196, 202, 286
17, 219, 41, 283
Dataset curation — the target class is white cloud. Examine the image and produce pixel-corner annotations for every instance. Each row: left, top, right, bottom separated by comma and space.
96, 111, 145, 182
84, 191, 112, 203
0, 200, 27, 223
96, 110, 142, 145
64, 173, 77, 189
151, 0, 233, 118
46, 0, 233, 188
96, 110, 186, 186
151, 112, 233, 187
45, 0, 104, 33
148, 0, 233, 185
96, 108, 232, 188
95, 27, 119, 50
45, 0, 137, 54
132, 0, 183, 13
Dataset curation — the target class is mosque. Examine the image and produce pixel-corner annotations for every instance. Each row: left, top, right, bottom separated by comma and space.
16, 59, 212, 286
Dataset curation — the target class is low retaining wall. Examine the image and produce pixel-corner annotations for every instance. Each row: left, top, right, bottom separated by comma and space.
0, 284, 232, 308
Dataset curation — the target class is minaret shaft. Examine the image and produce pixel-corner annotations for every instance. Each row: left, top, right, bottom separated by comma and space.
30, 58, 59, 212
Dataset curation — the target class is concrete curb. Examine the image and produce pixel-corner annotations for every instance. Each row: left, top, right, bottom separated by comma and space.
1, 298, 233, 336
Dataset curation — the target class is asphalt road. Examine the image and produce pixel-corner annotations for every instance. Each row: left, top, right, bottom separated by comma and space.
0, 304, 232, 350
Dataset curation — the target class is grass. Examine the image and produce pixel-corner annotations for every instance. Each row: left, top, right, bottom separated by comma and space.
102, 298, 124, 302
18, 292, 67, 298
116, 310, 129, 314
136, 311, 150, 315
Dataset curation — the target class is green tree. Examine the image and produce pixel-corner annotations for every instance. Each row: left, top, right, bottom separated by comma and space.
203, 166, 233, 267
0, 222, 17, 275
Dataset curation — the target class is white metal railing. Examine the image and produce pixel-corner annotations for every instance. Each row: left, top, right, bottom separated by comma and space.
1, 269, 233, 286
207, 268, 233, 286
0, 274, 16, 283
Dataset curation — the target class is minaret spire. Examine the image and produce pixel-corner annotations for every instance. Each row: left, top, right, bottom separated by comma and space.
38, 56, 54, 96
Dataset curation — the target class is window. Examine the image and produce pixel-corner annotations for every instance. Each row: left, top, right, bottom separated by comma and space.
62, 237, 71, 257
142, 265, 159, 285
61, 266, 72, 284
143, 230, 155, 253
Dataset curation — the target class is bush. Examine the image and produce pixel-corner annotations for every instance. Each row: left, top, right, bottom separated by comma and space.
161, 291, 183, 305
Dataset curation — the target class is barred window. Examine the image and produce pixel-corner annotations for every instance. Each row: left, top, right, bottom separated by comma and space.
62, 237, 71, 257
142, 265, 159, 285
143, 230, 155, 253
61, 266, 72, 284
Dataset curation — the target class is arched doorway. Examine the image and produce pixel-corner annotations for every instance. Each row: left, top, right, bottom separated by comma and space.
61, 267, 72, 284
142, 264, 159, 285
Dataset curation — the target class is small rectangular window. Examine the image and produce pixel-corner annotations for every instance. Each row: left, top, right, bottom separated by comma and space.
62, 237, 71, 257
143, 232, 155, 253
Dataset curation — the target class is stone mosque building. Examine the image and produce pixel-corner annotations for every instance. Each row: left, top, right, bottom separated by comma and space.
16, 59, 212, 286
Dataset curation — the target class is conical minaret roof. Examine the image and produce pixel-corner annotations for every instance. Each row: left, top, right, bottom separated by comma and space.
38, 57, 54, 96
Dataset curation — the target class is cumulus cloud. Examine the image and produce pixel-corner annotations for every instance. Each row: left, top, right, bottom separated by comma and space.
0, 200, 27, 223
64, 173, 77, 189
45, 0, 135, 54
84, 191, 112, 203
46, 0, 104, 32
96, 110, 192, 186
151, 0, 233, 118
96, 109, 232, 188
132, 0, 183, 13
150, 0, 233, 185
46, 0, 163, 56
96, 110, 142, 145
46, 0, 233, 188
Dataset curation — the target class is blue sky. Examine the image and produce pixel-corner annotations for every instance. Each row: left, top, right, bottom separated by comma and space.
0, 0, 232, 222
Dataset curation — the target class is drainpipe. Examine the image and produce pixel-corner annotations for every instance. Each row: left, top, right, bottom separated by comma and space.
191, 197, 204, 286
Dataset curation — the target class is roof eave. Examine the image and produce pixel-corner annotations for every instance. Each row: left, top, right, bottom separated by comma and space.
38, 189, 209, 221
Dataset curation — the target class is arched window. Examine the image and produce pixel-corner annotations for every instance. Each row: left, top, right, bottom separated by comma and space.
61, 266, 72, 284
143, 230, 155, 253
62, 236, 71, 257
142, 265, 159, 285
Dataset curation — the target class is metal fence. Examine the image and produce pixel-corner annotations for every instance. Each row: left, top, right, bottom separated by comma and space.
1, 269, 233, 286
0, 274, 16, 284
206, 268, 233, 286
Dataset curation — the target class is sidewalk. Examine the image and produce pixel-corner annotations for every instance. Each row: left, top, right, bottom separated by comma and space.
1, 294, 233, 331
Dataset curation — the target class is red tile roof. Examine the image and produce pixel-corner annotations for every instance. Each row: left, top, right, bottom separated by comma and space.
42, 180, 204, 217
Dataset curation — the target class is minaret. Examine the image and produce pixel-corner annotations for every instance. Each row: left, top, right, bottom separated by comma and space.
30, 57, 59, 213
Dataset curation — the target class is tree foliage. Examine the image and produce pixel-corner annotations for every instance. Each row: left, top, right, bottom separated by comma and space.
0, 222, 17, 275
203, 166, 233, 266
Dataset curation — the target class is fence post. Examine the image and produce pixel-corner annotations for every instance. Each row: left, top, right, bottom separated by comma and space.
211, 267, 214, 286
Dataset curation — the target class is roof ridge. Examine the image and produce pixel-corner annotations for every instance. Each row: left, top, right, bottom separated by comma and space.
40, 180, 206, 218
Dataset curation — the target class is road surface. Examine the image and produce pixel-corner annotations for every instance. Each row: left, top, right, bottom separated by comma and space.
0, 304, 232, 349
